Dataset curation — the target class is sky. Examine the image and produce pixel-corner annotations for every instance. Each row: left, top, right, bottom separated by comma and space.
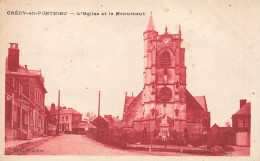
1, 0, 260, 127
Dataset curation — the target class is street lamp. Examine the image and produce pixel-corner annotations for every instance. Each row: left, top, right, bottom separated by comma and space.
149, 108, 157, 152
174, 107, 180, 150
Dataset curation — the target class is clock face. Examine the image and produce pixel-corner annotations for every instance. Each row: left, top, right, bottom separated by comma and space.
158, 87, 172, 102
163, 38, 170, 43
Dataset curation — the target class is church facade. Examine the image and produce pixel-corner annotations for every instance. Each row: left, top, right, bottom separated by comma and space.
122, 15, 211, 143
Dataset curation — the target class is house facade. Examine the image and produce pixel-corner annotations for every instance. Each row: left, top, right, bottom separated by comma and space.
232, 99, 251, 146
47, 103, 82, 132
5, 43, 47, 141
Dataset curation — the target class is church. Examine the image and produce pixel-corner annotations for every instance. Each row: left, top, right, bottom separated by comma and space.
122, 14, 211, 144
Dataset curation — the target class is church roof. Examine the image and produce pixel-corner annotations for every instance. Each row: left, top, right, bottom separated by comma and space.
123, 89, 207, 124
232, 102, 251, 117
145, 13, 157, 32
186, 90, 205, 111
123, 91, 143, 124
125, 96, 136, 107
194, 96, 208, 111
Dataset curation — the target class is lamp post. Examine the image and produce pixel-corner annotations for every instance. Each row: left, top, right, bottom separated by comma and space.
149, 108, 157, 152
174, 107, 180, 150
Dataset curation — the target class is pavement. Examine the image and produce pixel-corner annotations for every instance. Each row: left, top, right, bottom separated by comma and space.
4, 134, 250, 156
5, 136, 49, 149
5, 136, 52, 155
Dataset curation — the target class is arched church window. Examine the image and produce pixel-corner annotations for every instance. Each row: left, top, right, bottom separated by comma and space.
160, 51, 171, 67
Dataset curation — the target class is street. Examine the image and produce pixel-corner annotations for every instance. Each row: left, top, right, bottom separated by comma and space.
15, 134, 144, 155
6, 134, 250, 156
7, 134, 202, 156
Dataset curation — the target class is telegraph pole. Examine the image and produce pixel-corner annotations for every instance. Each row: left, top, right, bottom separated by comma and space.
97, 91, 100, 140
56, 90, 60, 135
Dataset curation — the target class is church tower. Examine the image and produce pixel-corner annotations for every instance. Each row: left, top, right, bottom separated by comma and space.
143, 13, 187, 135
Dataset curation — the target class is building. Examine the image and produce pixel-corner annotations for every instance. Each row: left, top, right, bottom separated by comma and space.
90, 115, 122, 139
209, 124, 235, 148
232, 99, 251, 146
47, 103, 82, 132
122, 14, 210, 144
72, 121, 96, 134
104, 115, 122, 136
5, 43, 47, 141
45, 106, 57, 136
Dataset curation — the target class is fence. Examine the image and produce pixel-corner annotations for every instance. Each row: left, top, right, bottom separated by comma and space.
87, 128, 208, 148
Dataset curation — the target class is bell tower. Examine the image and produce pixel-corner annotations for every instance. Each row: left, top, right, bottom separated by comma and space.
143, 14, 187, 136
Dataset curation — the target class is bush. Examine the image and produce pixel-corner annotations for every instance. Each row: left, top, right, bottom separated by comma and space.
210, 145, 225, 155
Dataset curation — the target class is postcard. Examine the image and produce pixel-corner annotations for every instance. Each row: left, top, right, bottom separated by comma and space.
0, 0, 260, 161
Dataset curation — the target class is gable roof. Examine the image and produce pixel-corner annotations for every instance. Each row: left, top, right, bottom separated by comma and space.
194, 96, 208, 111
72, 122, 96, 129
60, 108, 82, 115
125, 96, 136, 107
186, 89, 205, 111
123, 91, 143, 124
6, 65, 47, 93
232, 102, 251, 117
47, 106, 82, 115
211, 123, 219, 129
91, 116, 109, 128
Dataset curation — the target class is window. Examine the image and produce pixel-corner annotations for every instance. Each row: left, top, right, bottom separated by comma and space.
238, 119, 243, 127
160, 51, 171, 67
30, 110, 33, 126
66, 116, 68, 121
244, 119, 248, 128
35, 89, 37, 103
62, 117, 64, 122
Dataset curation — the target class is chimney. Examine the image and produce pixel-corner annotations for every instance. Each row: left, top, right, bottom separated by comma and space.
240, 99, 247, 109
125, 91, 127, 97
24, 65, 28, 70
132, 92, 133, 97
8, 43, 20, 72
63, 107, 66, 109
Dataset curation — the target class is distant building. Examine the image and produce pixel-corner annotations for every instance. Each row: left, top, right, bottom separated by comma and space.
232, 99, 251, 146
72, 121, 96, 134
104, 115, 122, 136
91, 115, 122, 138
122, 15, 210, 145
91, 116, 109, 129
47, 103, 82, 132
209, 123, 235, 148
5, 43, 47, 141
45, 105, 57, 136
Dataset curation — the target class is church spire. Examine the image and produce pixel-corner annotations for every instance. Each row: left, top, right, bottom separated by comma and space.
145, 12, 157, 32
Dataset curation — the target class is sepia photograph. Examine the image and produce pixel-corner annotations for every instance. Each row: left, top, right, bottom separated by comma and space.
0, 0, 260, 160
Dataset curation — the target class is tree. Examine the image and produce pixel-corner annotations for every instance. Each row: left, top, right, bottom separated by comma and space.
83, 112, 97, 123
225, 121, 231, 127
